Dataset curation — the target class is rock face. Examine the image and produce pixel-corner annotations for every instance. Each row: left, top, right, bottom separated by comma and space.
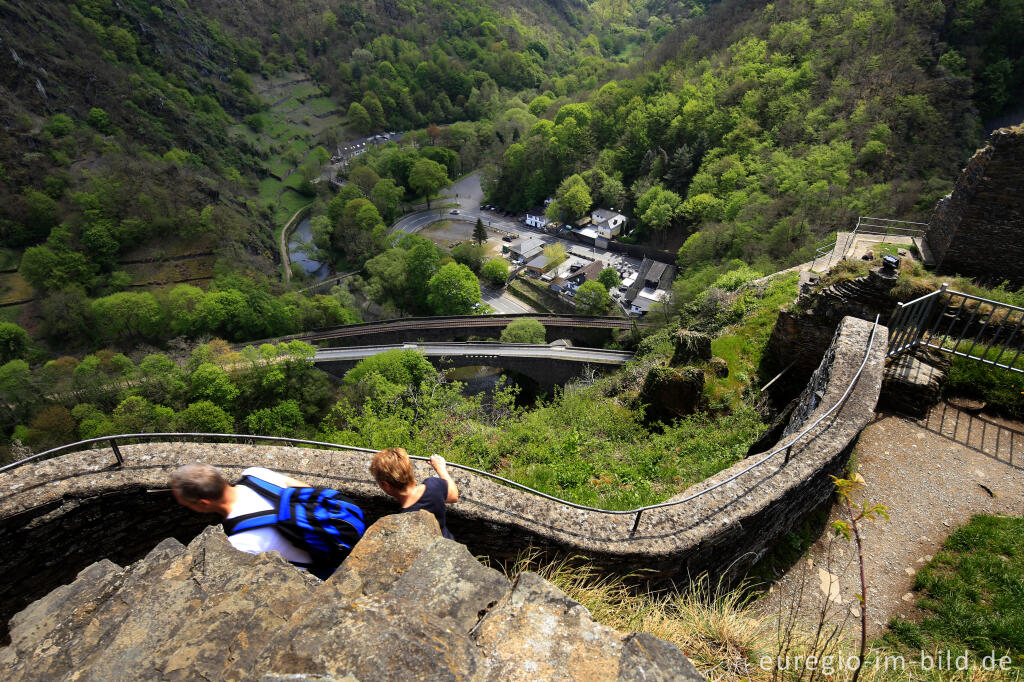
1, 512, 703, 681
927, 123, 1024, 287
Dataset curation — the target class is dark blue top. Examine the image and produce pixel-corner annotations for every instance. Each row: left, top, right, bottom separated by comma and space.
401, 477, 454, 540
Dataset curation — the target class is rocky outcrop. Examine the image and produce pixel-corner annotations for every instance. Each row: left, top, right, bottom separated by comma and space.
1, 512, 703, 681
640, 365, 705, 423
927, 123, 1024, 287
670, 330, 712, 365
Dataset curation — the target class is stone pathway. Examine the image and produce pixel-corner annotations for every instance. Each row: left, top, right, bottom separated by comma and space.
762, 403, 1024, 639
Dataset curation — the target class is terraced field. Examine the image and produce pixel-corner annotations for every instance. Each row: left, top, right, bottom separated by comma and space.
230, 72, 348, 235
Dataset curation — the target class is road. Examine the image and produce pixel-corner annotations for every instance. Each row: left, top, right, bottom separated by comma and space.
481, 286, 534, 314
315, 342, 633, 365
389, 171, 643, 275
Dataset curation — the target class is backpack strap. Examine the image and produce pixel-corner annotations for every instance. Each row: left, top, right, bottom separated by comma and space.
224, 475, 287, 535
237, 475, 285, 501
223, 510, 278, 535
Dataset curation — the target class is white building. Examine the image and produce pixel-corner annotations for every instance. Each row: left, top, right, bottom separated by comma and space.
591, 208, 627, 239
525, 206, 551, 229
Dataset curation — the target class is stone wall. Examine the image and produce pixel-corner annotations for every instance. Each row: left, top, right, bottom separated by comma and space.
0, 317, 886, 635
927, 123, 1024, 286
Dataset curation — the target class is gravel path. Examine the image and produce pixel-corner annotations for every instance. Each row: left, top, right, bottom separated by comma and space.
762, 403, 1024, 639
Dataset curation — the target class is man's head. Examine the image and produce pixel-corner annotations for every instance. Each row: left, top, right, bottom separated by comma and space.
370, 447, 415, 495
169, 462, 229, 514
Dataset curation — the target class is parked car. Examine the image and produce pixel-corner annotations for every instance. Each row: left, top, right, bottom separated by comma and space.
450, 209, 459, 215
502, 235, 514, 242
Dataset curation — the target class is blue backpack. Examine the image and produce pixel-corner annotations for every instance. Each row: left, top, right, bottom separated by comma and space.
223, 475, 366, 579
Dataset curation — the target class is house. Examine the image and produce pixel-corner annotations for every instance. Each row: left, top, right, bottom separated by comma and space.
525, 206, 551, 229
564, 260, 604, 290
507, 236, 544, 263
624, 257, 676, 316
527, 254, 571, 278
591, 208, 627, 239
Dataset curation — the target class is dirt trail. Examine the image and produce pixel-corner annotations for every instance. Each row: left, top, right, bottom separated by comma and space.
763, 403, 1024, 638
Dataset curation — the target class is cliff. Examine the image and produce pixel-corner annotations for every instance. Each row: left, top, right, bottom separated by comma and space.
0, 511, 703, 681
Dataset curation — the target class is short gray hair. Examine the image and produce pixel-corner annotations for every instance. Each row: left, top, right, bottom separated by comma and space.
169, 463, 227, 503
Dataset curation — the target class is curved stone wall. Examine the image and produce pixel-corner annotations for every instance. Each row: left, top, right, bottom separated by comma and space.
0, 316, 885, 635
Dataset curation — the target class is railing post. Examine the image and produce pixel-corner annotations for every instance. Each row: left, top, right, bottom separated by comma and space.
630, 510, 643, 537
108, 438, 124, 467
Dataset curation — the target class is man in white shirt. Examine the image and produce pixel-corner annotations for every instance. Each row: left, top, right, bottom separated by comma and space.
169, 462, 313, 567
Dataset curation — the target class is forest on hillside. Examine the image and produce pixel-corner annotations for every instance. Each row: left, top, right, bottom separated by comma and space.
1, 0, 1022, 453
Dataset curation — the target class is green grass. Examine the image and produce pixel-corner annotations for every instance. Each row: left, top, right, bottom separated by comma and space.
941, 335, 1024, 419
266, 159, 293, 180
283, 172, 307, 191
258, 176, 284, 204
303, 97, 339, 116
274, 188, 313, 226
709, 272, 800, 406
882, 515, 1024, 667
286, 137, 308, 156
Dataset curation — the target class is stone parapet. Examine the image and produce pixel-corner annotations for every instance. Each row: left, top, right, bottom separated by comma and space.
0, 317, 886, 635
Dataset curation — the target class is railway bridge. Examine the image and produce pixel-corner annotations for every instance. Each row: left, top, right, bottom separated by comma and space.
260, 314, 647, 349
314, 342, 634, 387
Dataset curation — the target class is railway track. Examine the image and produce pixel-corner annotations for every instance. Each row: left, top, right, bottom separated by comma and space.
251, 314, 649, 346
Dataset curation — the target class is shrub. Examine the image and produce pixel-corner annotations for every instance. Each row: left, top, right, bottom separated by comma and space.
481, 259, 509, 286
501, 318, 546, 344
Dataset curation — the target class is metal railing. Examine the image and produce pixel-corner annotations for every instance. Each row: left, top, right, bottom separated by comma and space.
2, 319, 880, 536
813, 217, 929, 272
888, 284, 1024, 374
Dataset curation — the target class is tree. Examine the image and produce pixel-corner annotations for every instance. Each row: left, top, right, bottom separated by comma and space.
637, 184, 683, 232
597, 268, 621, 291
427, 262, 481, 315
501, 318, 546, 344
408, 158, 449, 208
111, 396, 175, 433
91, 292, 164, 342
348, 102, 373, 134
542, 243, 567, 270
451, 243, 485, 273
188, 362, 239, 409
87, 107, 111, 133
555, 174, 593, 220
243, 399, 305, 436
473, 217, 487, 245
370, 178, 404, 223
0, 323, 29, 364
481, 259, 509, 286
175, 400, 234, 433
343, 349, 438, 387
406, 239, 441, 312
349, 165, 380, 197
576, 280, 611, 315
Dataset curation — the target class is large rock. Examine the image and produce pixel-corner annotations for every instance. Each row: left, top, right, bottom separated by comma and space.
670, 330, 712, 365
1, 512, 703, 681
640, 366, 705, 423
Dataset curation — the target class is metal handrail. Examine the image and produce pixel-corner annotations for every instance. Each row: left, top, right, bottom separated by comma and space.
2, 318, 880, 535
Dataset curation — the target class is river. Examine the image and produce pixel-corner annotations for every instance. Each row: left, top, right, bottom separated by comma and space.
289, 217, 330, 280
